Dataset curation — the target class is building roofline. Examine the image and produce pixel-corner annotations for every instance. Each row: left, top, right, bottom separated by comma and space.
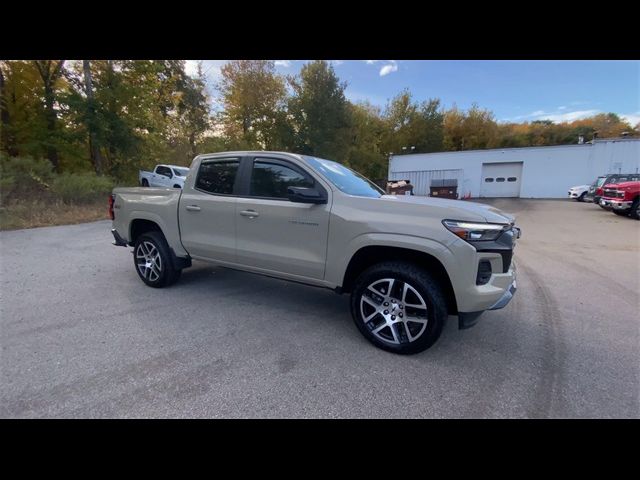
390, 137, 639, 158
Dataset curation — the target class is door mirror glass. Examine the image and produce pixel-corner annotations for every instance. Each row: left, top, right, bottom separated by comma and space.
287, 187, 327, 204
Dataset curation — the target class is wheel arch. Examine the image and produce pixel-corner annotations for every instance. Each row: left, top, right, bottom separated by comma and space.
340, 245, 458, 315
129, 218, 165, 246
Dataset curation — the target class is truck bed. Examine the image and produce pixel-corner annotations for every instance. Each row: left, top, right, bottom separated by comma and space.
111, 187, 188, 257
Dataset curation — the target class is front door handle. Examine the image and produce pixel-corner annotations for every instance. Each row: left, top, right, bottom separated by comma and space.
185, 205, 201, 212
240, 209, 259, 218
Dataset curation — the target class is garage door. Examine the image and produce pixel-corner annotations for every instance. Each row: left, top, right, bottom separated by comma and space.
480, 162, 523, 198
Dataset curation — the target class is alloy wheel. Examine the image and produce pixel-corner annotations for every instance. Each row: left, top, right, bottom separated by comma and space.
135, 241, 162, 282
360, 278, 429, 344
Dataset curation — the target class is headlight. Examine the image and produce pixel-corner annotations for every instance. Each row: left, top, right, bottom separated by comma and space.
442, 220, 508, 242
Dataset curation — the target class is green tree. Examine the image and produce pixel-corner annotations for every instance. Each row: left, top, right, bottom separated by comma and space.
381, 89, 443, 155
346, 102, 387, 179
287, 60, 351, 160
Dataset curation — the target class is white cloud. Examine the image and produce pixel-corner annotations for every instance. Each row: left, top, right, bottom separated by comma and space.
185, 60, 200, 77
536, 109, 600, 123
365, 60, 378, 64
502, 107, 602, 123
275, 60, 292, 67
379, 61, 398, 77
621, 112, 640, 126
330, 60, 345, 66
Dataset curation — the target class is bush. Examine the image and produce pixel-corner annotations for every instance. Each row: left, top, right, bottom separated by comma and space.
51, 173, 114, 204
0, 155, 55, 203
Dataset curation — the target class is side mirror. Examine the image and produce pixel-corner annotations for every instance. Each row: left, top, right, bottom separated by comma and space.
287, 186, 327, 204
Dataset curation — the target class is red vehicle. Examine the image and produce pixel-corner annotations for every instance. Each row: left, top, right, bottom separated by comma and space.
600, 181, 640, 219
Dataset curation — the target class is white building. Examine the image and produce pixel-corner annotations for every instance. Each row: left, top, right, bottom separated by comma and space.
388, 138, 640, 198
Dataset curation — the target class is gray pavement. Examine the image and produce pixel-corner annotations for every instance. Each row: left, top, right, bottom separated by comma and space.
1, 199, 638, 418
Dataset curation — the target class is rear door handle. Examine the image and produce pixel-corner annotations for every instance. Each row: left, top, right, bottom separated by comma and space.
185, 205, 201, 212
240, 209, 259, 218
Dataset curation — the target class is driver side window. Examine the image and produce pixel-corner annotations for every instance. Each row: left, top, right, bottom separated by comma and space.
249, 160, 314, 199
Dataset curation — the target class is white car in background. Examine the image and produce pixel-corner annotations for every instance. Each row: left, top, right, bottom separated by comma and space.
139, 165, 190, 189
568, 184, 589, 201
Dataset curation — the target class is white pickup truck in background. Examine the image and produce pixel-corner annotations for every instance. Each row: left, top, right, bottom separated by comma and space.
139, 164, 190, 189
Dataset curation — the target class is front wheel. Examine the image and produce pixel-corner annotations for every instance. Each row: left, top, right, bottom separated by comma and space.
350, 261, 447, 354
578, 192, 586, 202
133, 231, 182, 288
141, 179, 149, 187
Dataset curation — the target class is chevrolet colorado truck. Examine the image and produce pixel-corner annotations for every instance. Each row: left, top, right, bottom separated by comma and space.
600, 181, 640, 219
110, 151, 520, 354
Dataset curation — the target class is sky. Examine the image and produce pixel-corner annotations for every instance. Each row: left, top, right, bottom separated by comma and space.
185, 60, 640, 126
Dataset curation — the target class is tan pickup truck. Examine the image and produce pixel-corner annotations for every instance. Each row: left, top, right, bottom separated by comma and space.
110, 151, 520, 354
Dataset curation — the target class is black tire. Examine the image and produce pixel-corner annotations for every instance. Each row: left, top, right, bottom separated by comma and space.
630, 198, 640, 220
133, 231, 181, 288
612, 209, 630, 216
173, 184, 181, 189
141, 179, 149, 187
350, 261, 447, 355
578, 192, 586, 202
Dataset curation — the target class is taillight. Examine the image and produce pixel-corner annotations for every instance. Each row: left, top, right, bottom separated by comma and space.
108, 194, 115, 220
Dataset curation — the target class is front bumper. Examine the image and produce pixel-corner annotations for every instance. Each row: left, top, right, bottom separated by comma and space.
611, 199, 632, 210
599, 198, 613, 208
568, 191, 582, 199
489, 279, 517, 309
458, 266, 517, 329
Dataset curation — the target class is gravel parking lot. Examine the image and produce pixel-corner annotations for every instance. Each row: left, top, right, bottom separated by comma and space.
1, 199, 638, 418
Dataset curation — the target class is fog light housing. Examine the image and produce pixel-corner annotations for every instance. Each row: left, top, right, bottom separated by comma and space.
476, 260, 492, 285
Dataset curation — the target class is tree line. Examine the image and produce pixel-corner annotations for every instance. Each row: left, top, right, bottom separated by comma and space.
1, 60, 637, 183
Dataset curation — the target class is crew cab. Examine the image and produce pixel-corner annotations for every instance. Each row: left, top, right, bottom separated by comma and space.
599, 181, 640, 219
588, 173, 640, 208
110, 151, 520, 354
139, 164, 190, 189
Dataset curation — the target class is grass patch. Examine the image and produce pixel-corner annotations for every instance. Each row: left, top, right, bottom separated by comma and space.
0, 198, 109, 231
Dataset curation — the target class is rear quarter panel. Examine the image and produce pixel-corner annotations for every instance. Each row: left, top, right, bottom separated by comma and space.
112, 187, 188, 257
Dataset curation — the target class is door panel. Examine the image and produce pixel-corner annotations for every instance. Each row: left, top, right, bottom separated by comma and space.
235, 197, 330, 279
480, 162, 523, 197
235, 157, 331, 280
178, 158, 241, 262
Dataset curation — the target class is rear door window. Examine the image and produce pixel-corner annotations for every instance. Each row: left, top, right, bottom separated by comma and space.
195, 158, 240, 195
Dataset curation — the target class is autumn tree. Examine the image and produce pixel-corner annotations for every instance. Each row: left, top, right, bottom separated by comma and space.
217, 60, 287, 150
443, 104, 499, 151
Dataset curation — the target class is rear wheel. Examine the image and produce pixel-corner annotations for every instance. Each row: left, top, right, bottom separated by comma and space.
133, 231, 181, 288
350, 261, 447, 355
630, 198, 640, 220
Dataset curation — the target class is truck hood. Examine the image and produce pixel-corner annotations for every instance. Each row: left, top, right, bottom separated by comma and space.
380, 195, 515, 224
605, 181, 640, 189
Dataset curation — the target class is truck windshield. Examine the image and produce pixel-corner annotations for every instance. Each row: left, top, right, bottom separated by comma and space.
304, 156, 384, 198
173, 168, 189, 177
